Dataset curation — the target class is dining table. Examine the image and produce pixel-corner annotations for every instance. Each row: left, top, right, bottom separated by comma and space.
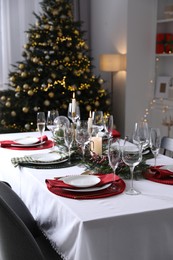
0, 131, 173, 260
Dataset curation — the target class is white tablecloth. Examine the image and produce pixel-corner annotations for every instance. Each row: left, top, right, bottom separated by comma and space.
1, 132, 173, 260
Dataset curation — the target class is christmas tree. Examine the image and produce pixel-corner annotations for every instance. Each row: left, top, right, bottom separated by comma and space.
0, 0, 110, 133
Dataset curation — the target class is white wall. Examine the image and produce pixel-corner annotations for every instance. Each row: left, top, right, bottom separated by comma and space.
125, 0, 157, 136
90, 0, 157, 138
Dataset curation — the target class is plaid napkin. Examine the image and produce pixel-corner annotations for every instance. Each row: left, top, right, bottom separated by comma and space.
11, 151, 68, 168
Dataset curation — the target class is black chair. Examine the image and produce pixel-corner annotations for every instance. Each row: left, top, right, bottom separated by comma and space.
160, 136, 173, 156
0, 181, 63, 260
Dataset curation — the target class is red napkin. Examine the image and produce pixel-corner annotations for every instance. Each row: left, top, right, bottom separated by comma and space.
143, 166, 173, 185
147, 166, 173, 179
0, 135, 53, 150
112, 129, 121, 138
46, 173, 126, 200
46, 173, 119, 190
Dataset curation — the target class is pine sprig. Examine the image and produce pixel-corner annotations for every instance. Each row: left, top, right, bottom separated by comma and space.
83, 153, 150, 179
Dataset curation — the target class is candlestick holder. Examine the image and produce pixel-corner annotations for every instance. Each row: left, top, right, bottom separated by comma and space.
162, 116, 173, 137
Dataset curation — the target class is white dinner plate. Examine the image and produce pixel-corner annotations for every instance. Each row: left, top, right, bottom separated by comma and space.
64, 183, 111, 192
14, 137, 39, 145
62, 175, 100, 188
11, 141, 45, 147
27, 152, 68, 164
30, 153, 66, 162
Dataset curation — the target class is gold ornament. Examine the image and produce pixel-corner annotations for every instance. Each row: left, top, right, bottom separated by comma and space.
62, 103, 67, 109
18, 63, 25, 69
21, 72, 27, 78
10, 76, 16, 82
25, 124, 30, 130
95, 101, 100, 107
32, 57, 39, 63
34, 107, 38, 112
5, 101, 11, 107
35, 21, 39, 27
74, 30, 79, 35
53, 46, 58, 51
23, 84, 29, 90
106, 99, 111, 105
22, 107, 29, 113
44, 100, 50, 106
86, 105, 92, 112
47, 78, 52, 83
36, 34, 40, 39
1, 96, 6, 101
64, 57, 70, 63
99, 78, 104, 84
28, 90, 34, 96
33, 77, 39, 83
77, 53, 83, 59
11, 111, 16, 117
44, 24, 50, 30
51, 73, 56, 79
49, 25, 54, 31
23, 44, 29, 49
15, 86, 21, 92
48, 92, 54, 98
58, 32, 62, 37
1, 119, 6, 125
52, 9, 59, 16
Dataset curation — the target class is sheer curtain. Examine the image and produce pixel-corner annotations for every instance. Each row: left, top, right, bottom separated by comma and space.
0, 0, 40, 89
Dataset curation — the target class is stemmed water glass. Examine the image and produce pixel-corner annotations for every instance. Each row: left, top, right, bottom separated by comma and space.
132, 121, 149, 150
122, 144, 142, 195
92, 111, 104, 134
37, 112, 46, 143
108, 138, 121, 190
47, 110, 59, 148
64, 126, 74, 164
104, 115, 114, 138
67, 103, 80, 125
76, 121, 90, 159
149, 128, 161, 167
47, 110, 59, 133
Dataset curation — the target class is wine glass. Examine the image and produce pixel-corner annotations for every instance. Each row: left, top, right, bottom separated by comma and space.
149, 128, 161, 167
37, 112, 46, 143
92, 111, 104, 133
104, 115, 114, 138
122, 144, 142, 195
47, 110, 59, 133
47, 110, 59, 149
132, 121, 149, 150
64, 126, 74, 164
76, 121, 90, 159
67, 103, 80, 124
108, 138, 121, 190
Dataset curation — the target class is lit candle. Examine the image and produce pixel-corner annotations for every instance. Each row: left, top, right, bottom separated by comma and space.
90, 136, 102, 156
88, 111, 92, 131
72, 92, 76, 115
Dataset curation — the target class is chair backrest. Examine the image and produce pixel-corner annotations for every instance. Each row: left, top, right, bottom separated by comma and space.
0, 181, 40, 237
0, 196, 45, 260
160, 136, 173, 156
0, 182, 63, 260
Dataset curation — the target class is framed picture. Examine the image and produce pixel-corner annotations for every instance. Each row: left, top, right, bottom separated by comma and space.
155, 76, 171, 99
